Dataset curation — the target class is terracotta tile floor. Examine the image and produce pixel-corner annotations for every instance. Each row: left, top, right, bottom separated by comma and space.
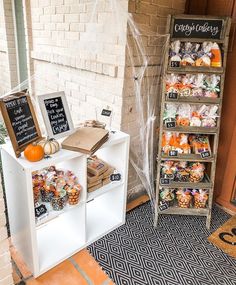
11, 248, 114, 285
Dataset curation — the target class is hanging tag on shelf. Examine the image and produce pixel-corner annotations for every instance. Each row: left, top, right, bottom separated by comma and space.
167, 92, 178, 100
35, 204, 48, 219
169, 150, 178, 157
166, 121, 176, 128
160, 178, 170, 185
110, 173, 121, 182
159, 202, 169, 211
101, 109, 112, 117
200, 151, 211, 159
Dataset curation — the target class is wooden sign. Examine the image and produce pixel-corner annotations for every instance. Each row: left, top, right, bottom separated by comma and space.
0, 91, 42, 157
38, 91, 74, 139
171, 18, 224, 40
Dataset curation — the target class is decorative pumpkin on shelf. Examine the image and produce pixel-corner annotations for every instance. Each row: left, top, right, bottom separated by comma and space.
38, 138, 60, 155
24, 143, 44, 162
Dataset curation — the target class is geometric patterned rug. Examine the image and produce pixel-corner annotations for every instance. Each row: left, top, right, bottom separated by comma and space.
88, 203, 236, 285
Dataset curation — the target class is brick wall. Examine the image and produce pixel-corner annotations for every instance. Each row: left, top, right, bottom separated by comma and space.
122, 0, 186, 201
24, 0, 128, 129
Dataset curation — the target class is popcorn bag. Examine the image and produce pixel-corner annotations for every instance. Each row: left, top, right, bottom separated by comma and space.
176, 189, 192, 208
192, 189, 209, 208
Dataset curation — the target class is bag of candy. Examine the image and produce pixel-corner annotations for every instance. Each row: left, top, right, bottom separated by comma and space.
211, 43, 222, 67
204, 75, 220, 98
160, 188, 175, 206
179, 74, 194, 97
176, 189, 192, 208
192, 189, 209, 208
189, 162, 205, 183
192, 74, 205, 97
163, 103, 177, 126
169, 40, 181, 67
180, 42, 195, 66
201, 105, 218, 127
179, 133, 191, 154
165, 74, 180, 98
176, 104, 191, 126
195, 42, 212, 67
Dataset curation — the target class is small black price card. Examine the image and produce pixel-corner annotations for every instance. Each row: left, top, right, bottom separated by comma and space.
159, 202, 169, 211
165, 121, 176, 128
169, 150, 178, 157
164, 173, 174, 180
101, 109, 112, 117
35, 204, 48, 218
110, 173, 121, 182
167, 92, 178, 100
200, 151, 211, 159
160, 178, 170, 185
170, 61, 180, 68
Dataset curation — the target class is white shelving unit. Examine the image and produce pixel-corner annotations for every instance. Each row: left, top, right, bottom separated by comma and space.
2, 130, 130, 277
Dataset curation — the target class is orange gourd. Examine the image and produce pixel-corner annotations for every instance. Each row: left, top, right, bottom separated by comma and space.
24, 143, 44, 162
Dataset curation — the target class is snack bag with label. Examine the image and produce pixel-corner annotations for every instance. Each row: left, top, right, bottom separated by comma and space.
170, 40, 182, 67
176, 104, 191, 126
204, 75, 220, 98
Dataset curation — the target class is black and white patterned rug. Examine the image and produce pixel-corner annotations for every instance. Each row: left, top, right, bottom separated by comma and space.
88, 203, 236, 285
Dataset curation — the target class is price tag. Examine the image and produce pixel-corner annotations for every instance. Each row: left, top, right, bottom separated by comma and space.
101, 109, 112, 117
110, 173, 121, 182
35, 204, 47, 218
165, 121, 176, 128
160, 178, 170, 185
200, 151, 211, 159
169, 150, 178, 157
164, 173, 174, 180
167, 92, 178, 100
170, 61, 180, 68
159, 202, 169, 211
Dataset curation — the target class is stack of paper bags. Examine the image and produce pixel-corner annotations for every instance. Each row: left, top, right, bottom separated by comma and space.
61, 127, 109, 154
87, 156, 115, 193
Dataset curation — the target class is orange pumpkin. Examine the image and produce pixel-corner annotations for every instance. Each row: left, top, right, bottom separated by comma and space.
24, 143, 44, 162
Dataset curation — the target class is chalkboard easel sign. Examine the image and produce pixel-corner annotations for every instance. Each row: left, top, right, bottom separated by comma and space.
0, 91, 42, 157
171, 16, 225, 40
38, 91, 74, 139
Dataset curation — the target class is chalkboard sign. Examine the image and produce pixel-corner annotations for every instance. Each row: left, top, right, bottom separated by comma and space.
171, 18, 224, 40
101, 109, 112, 117
169, 150, 178, 157
200, 150, 211, 159
38, 92, 74, 139
110, 173, 121, 182
167, 92, 178, 100
159, 202, 168, 212
160, 178, 170, 185
0, 92, 42, 157
165, 121, 176, 129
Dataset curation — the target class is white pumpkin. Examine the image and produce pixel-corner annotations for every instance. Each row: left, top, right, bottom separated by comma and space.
38, 138, 60, 155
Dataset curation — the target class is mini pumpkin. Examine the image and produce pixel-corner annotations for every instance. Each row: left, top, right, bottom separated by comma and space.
24, 143, 44, 162
38, 138, 60, 155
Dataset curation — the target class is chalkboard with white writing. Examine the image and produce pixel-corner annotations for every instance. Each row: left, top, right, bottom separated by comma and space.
38, 91, 74, 139
171, 18, 224, 39
0, 92, 42, 157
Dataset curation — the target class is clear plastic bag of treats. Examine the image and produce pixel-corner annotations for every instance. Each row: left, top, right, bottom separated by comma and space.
176, 189, 192, 208
178, 133, 191, 154
163, 103, 177, 126
180, 42, 196, 66
192, 74, 205, 97
169, 40, 182, 67
195, 42, 212, 67
161, 160, 176, 179
179, 74, 194, 97
192, 189, 209, 208
176, 104, 191, 126
160, 188, 176, 206
189, 162, 205, 183
162, 132, 172, 154
201, 105, 218, 127
189, 135, 211, 155
165, 74, 180, 99
190, 105, 202, 127
204, 75, 220, 98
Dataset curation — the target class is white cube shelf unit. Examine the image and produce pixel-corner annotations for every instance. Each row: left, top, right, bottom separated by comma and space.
2, 130, 130, 277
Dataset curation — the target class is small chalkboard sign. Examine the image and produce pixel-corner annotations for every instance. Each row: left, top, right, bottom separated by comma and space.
110, 173, 121, 182
171, 18, 224, 40
165, 121, 176, 129
167, 92, 178, 100
169, 150, 178, 157
0, 91, 42, 157
170, 61, 180, 68
35, 204, 48, 218
160, 178, 170, 185
38, 92, 74, 139
200, 151, 211, 159
159, 202, 169, 212
101, 109, 112, 117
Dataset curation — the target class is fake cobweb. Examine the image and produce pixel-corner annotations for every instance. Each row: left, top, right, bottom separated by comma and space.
0, 0, 169, 217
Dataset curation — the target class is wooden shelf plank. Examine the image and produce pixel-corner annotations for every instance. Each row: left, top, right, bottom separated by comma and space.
158, 207, 209, 216
165, 96, 221, 104
159, 175, 212, 188
170, 37, 224, 43
167, 66, 224, 74
162, 126, 218, 134
159, 153, 215, 162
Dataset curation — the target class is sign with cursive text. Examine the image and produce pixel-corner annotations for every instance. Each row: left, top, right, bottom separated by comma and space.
38, 91, 74, 139
172, 18, 223, 39
0, 91, 42, 157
